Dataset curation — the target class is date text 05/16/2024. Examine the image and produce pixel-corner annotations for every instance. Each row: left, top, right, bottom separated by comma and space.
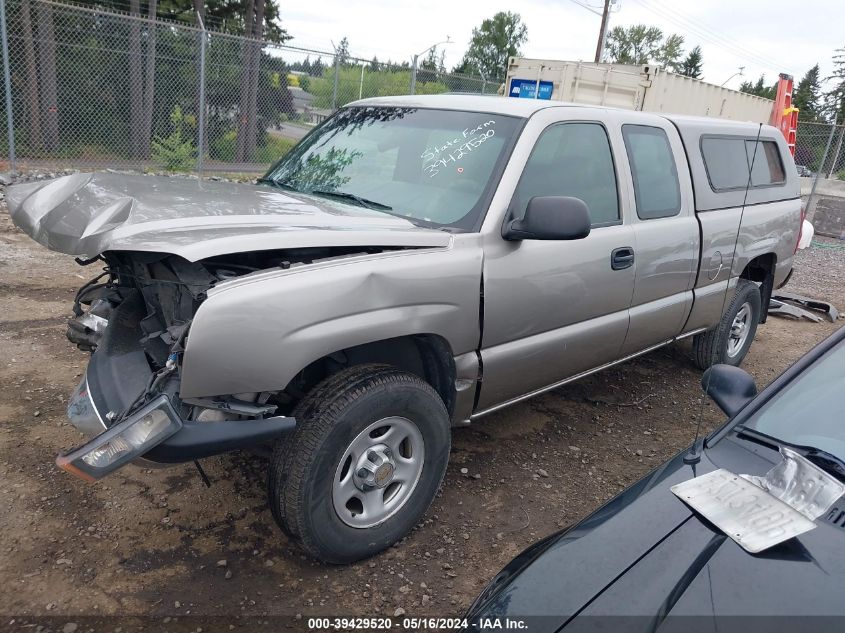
306, 617, 528, 630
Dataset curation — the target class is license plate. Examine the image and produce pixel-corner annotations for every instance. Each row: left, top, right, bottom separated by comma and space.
671, 469, 817, 553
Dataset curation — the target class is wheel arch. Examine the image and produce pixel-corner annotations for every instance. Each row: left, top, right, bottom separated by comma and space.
287, 333, 458, 416
740, 252, 776, 323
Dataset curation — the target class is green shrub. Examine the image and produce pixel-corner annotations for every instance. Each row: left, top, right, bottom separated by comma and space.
308, 66, 449, 109
210, 129, 237, 162
837, 168, 845, 181
151, 105, 196, 172
209, 131, 295, 164
254, 136, 297, 164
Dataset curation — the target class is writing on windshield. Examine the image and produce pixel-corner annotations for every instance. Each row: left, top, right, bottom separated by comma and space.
263, 107, 519, 230
422, 120, 498, 179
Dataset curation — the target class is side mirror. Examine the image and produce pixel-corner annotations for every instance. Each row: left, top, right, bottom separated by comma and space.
503, 196, 592, 241
701, 365, 758, 417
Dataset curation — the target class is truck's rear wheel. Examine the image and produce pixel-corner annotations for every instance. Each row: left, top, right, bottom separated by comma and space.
692, 278, 761, 370
268, 364, 450, 564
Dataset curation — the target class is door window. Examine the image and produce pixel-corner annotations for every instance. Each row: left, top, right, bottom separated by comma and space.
622, 124, 682, 219
512, 122, 620, 226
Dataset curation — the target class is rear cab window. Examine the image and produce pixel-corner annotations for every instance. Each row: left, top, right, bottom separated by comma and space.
700, 136, 786, 191
622, 124, 682, 219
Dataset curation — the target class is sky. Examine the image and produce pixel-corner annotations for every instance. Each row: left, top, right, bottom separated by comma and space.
278, 0, 842, 91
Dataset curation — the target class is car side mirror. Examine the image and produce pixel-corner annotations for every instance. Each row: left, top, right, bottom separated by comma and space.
701, 364, 758, 417
503, 196, 592, 241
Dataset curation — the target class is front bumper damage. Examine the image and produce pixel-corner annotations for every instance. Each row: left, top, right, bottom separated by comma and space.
59, 288, 295, 482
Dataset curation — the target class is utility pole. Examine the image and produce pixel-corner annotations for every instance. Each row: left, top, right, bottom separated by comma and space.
594, 0, 612, 63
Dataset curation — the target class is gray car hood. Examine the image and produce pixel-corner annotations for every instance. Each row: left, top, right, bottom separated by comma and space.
5, 172, 450, 261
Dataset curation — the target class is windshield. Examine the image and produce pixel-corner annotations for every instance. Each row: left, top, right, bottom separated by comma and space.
744, 338, 845, 461
263, 106, 521, 230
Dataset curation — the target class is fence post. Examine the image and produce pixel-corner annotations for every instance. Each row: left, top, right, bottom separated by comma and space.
828, 125, 845, 180
331, 54, 340, 110
0, 0, 16, 171
409, 54, 418, 95
196, 15, 207, 176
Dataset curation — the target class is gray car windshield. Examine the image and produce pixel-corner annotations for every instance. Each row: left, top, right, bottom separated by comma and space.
744, 339, 845, 461
263, 106, 520, 230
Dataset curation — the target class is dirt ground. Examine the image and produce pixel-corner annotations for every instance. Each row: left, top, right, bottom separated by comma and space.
1, 186, 844, 630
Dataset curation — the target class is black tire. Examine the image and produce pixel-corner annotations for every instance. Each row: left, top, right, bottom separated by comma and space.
268, 364, 451, 564
692, 278, 761, 370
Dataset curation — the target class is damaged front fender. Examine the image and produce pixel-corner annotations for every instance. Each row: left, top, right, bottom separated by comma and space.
179, 244, 483, 398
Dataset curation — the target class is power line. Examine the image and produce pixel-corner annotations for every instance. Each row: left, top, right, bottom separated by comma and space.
565, 0, 603, 17
633, 0, 780, 70
646, 0, 794, 70
636, 0, 794, 74
631, 0, 796, 76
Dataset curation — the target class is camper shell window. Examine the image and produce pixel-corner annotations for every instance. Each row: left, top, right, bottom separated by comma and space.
700, 135, 786, 192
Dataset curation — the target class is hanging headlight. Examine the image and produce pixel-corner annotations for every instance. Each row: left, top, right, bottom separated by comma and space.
57, 395, 182, 481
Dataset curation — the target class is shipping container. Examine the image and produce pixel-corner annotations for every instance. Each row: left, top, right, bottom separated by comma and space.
505, 58, 774, 123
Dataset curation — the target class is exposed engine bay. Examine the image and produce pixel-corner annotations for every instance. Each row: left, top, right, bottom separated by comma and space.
67, 246, 403, 422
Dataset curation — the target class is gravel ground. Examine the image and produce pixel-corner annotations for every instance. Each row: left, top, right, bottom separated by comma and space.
1, 173, 844, 631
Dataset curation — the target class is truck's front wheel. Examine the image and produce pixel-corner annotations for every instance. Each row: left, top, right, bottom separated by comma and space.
692, 278, 761, 370
268, 364, 450, 564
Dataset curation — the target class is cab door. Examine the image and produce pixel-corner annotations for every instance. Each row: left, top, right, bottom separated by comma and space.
616, 116, 699, 356
476, 112, 635, 413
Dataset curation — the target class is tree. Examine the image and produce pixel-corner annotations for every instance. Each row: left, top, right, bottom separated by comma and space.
36, 2, 59, 151
142, 0, 159, 159
193, 0, 204, 25
158, 0, 290, 43
679, 45, 703, 79
419, 46, 446, 83
827, 48, 845, 125
459, 11, 527, 81
794, 64, 823, 122
334, 37, 350, 66
421, 48, 436, 72
19, 0, 42, 150
235, 0, 268, 162
128, 0, 144, 157
604, 24, 685, 71
451, 58, 478, 76
654, 34, 685, 72
739, 74, 777, 99
127, 0, 159, 159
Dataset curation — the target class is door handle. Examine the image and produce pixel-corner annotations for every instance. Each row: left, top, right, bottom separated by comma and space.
611, 247, 635, 270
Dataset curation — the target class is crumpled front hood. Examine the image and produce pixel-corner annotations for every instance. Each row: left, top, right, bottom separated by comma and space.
5, 172, 450, 261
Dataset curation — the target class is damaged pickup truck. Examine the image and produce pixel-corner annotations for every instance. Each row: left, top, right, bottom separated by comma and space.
6, 96, 803, 563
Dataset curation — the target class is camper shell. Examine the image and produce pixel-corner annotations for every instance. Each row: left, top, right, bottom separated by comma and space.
665, 115, 800, 211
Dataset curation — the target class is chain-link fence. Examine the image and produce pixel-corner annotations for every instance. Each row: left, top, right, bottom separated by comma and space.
794, 121, 845, 180
0, 0, 501, 175
5, 0, 840, 180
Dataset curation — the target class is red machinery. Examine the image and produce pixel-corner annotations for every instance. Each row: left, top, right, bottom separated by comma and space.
770, 73, 799, 156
